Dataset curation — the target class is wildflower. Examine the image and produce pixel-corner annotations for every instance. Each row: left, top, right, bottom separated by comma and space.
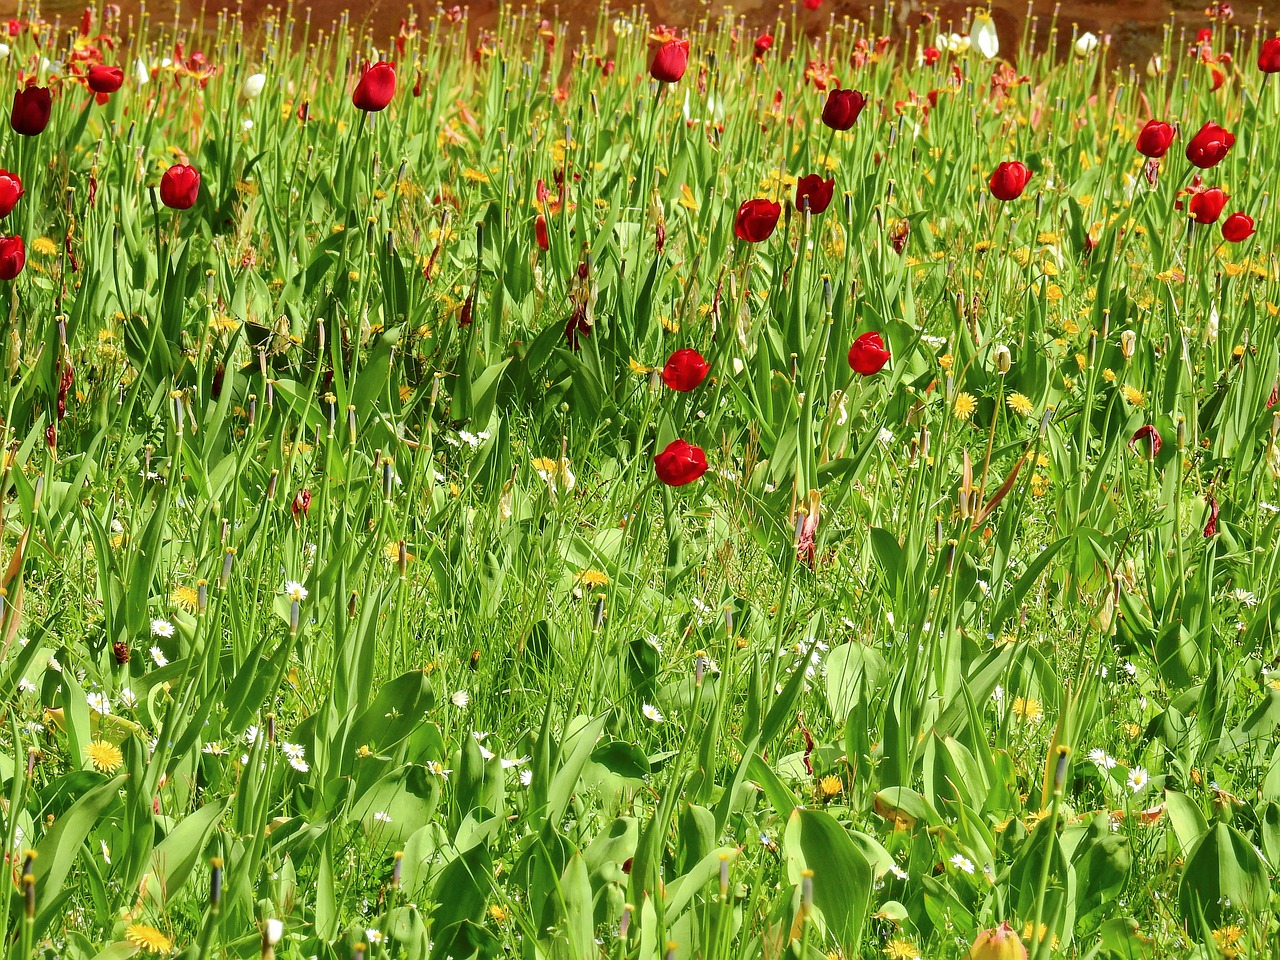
150, 618, 175, 638
86, 692, 111, 715
173, 584, 200, 612
450, 690, 470, 708
889, 863, 908, 881
365, 929, 385, 945
17, 677, 35, 694
125, 924, 172, 954
284, 580, 308, 603
818, 775, 842, 797
1127, 766, 1150, 793
150, 646, 169, 667
1012, 697, 1042, 721
642, 703, 664, 723
949, 854, 975, 874
1122, 385, 1146, 407
202, 742, 227, 755
86, 740, 124, 773
577, 568, 610, 588
488, 904, 509, 923
119, 688, 138, 708
1232, 588, 1258, 607
1006, 392, 1034, 416
953, 392, 977, 420
428, 760, 452, 779
883, 939, 921, 960
519, 768, 533, 786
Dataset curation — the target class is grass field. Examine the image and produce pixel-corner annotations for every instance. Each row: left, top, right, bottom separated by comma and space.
1, 2, 1279, 958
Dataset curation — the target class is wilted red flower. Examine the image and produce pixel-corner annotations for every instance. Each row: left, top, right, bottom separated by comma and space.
86, 64, 124, 94
1221, 211, 1255, 242
0, 169, 23, 218
848, 331, 890, 375
1185, 121, 1235, 168
1135, 119, 1175, 158
534, 214, 549, 252
821, 88, 866, 130
1260, 37, 1280, 72
0, 235, 25, 280
160, 164, 200, 209
1189, 187, 1228, 223
292, 488, 311, 519
654, 439, 708, 486
10, 85, 52, 136
650, 38, 690, 83
1128, 425, 1162, 459
754, 33, 774, 60
734, 199, 781, 242
1203, 494, 1219, 537
923, 46, 941, 65
352, 60, 396, 111
803, 0, 822, 9
662, 348, 710, 392
988, 160, 1032, 201
795, 174, 835, 214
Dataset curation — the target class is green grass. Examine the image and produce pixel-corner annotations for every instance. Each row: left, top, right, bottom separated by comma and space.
0, 2, 1279, 959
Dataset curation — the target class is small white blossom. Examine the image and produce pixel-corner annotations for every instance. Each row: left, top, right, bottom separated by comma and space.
150, 646, 169, 667
450, 690, 470, 708
151, 618, 175, 638
949, 854, 975, 875
642, 703, 664, 723
1127, 766, 1150, 793
284, 580, 308, 603
86, 692, 111, 715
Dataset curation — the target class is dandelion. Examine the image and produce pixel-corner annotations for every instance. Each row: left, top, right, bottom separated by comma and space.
86, 692, 111, 715
172, 584, 200, 612
882, 940, 921, 960
31, 237, 58, 256
1127, 766, 1150, 793
1011, 696, 1042, 721
150, 646, 169, 667
1006, 392, 1035, 416
488, 904, 509, 923
818, 775, 842, 797
952, 392, 977, 420
450, 690, 470, 708
150, 618, 174, 638
1122, 384, 1146, 407
125, 924, 172, 954
642, 703, 664, 723
284, 580, 308, 603
86, 740, 124, 773
576, 568, 610, 588
949, 854, 975, 875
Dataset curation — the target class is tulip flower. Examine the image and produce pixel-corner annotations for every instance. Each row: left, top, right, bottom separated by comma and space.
1259, 37, 1280, 73
242, 72, 267, 98
1074, 32, 1099, 57
0, 169, 22, 218
1221, 212, 1255, 242
1189, 187, 1228, 224
86, 65, 124, 94
534, 214, 549, 252
795, 174, 835, 214
754, 34, 773, 61
10, 84, 52, 136
820, 88, 866, 130
988, 160, 1032, 202
1128, 425, 1162, 459
1135, 119, 1175, 158
922, 46, 941, 65
967, 921, 1027, 960
848, 331, 891, 375
1184, 121, 1235, 168
0, 234, 24, 279
160, 164, 201, 210
352, 60, 396, 111
734, 199, 781, 242
650, 38, 689, 83
662, 348, 710, 392
654, 439, 708, 486
1203, 494, 1219, 538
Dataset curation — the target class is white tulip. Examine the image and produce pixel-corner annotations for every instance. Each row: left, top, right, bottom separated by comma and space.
970, 14, 999, 59
1074, 32, 1099, 57
1146, 54, 1163, 78
241, 72, 266, 99
937, 32, 970, 55
135, 58, 150, 84
0, 44, 11, 60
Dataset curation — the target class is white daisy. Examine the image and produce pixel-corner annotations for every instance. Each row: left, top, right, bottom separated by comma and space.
642, 703, 664, 723
450, 690, 470, 708
949, 854, 975, 875
150, 618, 175, 638
1127, 766, 1150, 793
150, 646, 169, 667
86, 692, 110, 715
284, 580, 308, 603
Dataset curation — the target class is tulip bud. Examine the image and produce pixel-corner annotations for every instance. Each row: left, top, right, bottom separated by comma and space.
1119, 330, 1136, 359
967, 921, 1027, 960
993, 344, 1011, 374
242, 72, 267, 99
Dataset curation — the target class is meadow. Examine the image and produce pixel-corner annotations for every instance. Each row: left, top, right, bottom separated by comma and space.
0, 1, 1279, 957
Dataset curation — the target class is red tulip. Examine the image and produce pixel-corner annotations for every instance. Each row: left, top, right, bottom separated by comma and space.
1259, 37, 1280, 73
1203, 494, 1219, 538
10, 85, 52, 136
1221, 212, 1255, 243
1185, 121, 1235, 168
988, 161, 1032, 202
534, 214, 549, 252
292, 488, 311, 519
754, 34, 774, 61
86, 65, 124, 94
0, 169, 23, 218
821, 88, 867, 131
1128, 425, 1162, 459
662, 348, 710, 392
650, 39, 690, 83
848, 331, 890, 375
0, 235, 24, 280
160, 164, 201, 210
734, 199, 781, 243
654, 439, 708, 486
352, 61, 396, 111
1189, 187, 1228, 224
795, 174, 835, 214
1135, 119, 1175, 158
923, 46, 941, 65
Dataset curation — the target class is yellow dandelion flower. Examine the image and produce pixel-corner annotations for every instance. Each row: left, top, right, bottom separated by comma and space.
1102, 368, 1116, 382
461, 168, 490, 184
1012, 696, 1042, 721
818, 775, 843, 797
1122, 385, 1146, 407
1006, 393, 1035, 416
1031, 473, 1050, 496
660, 316, 680, 333
1021, 923, 1059, 951
234, 180, 259, 196
1037, 231, 1060, 244
488, 903, 509, 923
939, 353, 954, 371
172, 584, 200, 612
882, 939, 920, 960
1046, 283, 1063, 302
1074, 353, 1087, 371
125, 924, 173, 954
628, 357, 652, 375
86, 740, 124, 773
952, 392, 977, 421
678, 183, 699, 211
32, 237, 58, 256
383, 540, 415, 564
396, 179, 422, 199
576, 568, 610, 588
208, 315, 240, 335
